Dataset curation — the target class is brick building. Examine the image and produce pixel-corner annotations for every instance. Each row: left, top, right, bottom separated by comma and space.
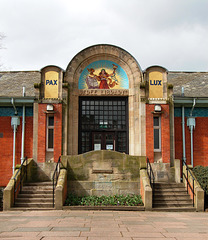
0, 44, 208, 187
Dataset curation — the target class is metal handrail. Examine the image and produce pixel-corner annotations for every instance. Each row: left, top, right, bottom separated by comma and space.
13, 157, 28, 206
182, 160, 195, 207
147, 158, 155, 204
52, 156, 61, 208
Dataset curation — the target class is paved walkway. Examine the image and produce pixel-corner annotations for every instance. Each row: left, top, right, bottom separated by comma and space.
0, 210, 208, 239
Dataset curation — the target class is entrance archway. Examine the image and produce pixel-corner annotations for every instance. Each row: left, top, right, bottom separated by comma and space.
63, 44, 145, 156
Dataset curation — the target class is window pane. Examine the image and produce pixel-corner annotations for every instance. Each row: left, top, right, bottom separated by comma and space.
79, 98, 128, 154
80, 98, 127, 131
48, 116, 54, 126
117, 132, 127, 152
48, 129, 54, 148
154, 129, 159, 149
154, 117, 159, 126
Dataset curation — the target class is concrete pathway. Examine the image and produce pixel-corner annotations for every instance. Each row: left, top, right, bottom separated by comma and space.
0, 210, 208, 239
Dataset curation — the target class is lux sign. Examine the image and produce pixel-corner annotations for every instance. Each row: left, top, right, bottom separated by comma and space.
149, 71, 163, 99
150, 80, 162, 86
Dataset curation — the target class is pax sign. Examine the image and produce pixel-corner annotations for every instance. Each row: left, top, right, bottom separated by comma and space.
45, 71, 59, 99
149, 71, 163, 99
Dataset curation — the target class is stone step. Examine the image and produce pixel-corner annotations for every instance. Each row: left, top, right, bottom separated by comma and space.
154, 191, 188, 196
12, 181, 55, 210
152, 182, 195, 211
153, 202, 194, 208
154, 195, 191, 200
20, 190, 53, 195
152, 207, 196, 212
154, 200, 192, 204
154, 198, 192, 203
154, 188, 187, 193
17, 194, 53, 199
25, 182, 53, 186
15, 198, 53, 203
10, 207, 54, 211
22, 186, 53, 191
14, 202, 54, 208
154, 182, 184, 188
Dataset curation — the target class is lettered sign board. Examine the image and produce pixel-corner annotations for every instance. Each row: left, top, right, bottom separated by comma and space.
149, 71, 163, 99
45, 71, 59, 99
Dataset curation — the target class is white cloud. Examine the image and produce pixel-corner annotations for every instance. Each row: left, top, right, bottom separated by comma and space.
0, 0, 208, 71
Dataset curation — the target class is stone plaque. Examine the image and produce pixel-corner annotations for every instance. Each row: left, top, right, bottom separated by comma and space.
79, 89, 129, 96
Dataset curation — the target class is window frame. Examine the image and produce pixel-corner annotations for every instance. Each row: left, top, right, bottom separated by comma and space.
153, 116, 161, 152
46, 114, 54, 152
78, 97, 129, 154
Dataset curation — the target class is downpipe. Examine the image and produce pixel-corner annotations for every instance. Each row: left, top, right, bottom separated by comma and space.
190, 125, 194, 167
190, 98, 196, 167
12, 124, 17, 174
11, 98, 19, 174
11, 98, 17, 115
21, 87, 26, 164
187, 98, 196, 167
182, 106, 186, 163
20, 104, 25, 164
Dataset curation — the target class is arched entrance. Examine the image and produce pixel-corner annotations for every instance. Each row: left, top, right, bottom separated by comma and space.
63, 44, 145, 156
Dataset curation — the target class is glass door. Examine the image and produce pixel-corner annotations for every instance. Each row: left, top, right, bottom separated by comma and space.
105, 133, 115, 150
93, 133, 102, 150
79, 97, 128, 154
92, 132, 115, 151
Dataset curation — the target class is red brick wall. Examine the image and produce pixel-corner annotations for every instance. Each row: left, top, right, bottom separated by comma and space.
54, 104, 62, 162
146, 105, 154, 162
175, 117, 208, 167
0, 116, 33, 187
37, 104, 62, 163
37, 105, 46, 163
146, 104, 170, 163
161, 105, 171, 163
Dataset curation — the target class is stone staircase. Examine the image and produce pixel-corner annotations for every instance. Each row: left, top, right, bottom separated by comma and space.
12, 182, 54, 211
153, 182, 196, 212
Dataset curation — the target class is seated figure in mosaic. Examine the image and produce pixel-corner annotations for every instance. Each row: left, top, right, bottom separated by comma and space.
85, 68, 99, 89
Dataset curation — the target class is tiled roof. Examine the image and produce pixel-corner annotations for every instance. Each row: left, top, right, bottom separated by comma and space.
168, 72, 208, 97
0, 71, 40, 97
1, 70, 208, 98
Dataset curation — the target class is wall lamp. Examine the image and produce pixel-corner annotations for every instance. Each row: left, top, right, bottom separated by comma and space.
154, 104, 162, 112
47, 104, 54, 111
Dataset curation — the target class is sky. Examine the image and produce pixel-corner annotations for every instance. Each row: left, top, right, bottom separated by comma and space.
0, 0, 208, 72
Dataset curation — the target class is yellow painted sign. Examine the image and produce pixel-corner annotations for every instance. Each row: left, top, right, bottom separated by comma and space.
45, 71, 59, 99
149, 71, 163, 98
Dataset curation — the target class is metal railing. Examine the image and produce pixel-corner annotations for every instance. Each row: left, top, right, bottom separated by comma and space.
52, 156, 61, 208
182, 160, 195, 207
147, 158, 155, 202
13, 157, 28, 206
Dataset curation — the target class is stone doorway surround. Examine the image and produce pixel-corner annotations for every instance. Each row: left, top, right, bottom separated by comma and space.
63, 44, 145, 156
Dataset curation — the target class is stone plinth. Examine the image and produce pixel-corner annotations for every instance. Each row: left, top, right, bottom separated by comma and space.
63, 150, 146, 196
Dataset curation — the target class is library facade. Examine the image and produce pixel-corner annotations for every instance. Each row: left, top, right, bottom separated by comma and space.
1, 44, 208, 187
